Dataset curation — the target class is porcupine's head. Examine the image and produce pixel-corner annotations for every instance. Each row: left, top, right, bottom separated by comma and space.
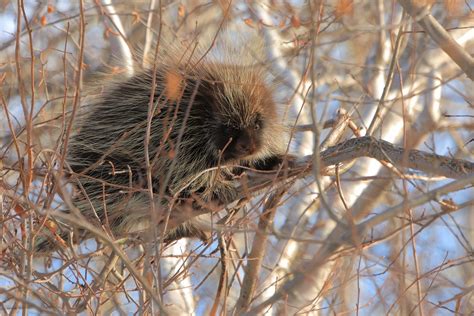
168, 62, 286, 170
200, 67, 283, 160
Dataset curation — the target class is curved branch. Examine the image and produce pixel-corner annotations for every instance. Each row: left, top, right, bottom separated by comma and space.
240, 136, 473, 198
318, 136, 473, 179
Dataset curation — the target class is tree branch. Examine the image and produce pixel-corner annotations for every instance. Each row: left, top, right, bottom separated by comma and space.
397, 0, 474, 80
239, 136, 473, 199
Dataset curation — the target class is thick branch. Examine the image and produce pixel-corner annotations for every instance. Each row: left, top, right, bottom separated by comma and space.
239, 136, 473, 198
319, 136, 473, 179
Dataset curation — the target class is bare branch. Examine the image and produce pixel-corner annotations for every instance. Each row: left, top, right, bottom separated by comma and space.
241, 137, 473, 199
398, 0, 474, 80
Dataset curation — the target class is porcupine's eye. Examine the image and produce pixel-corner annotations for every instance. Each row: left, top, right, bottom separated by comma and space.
253, 114, 262, 130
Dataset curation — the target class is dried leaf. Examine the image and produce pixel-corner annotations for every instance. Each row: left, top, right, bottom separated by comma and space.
54, 235, 68, 248
441, 198, 458, 213
14, 204, 28, 218
178, 4, 186, 17
47, 4, 55, 13
168, 149, 176, 159
244, 18, 254, 28
279, 19, 286, 28
145, 271, 154, 286
334, 0, 353, 19
40, 15, 47, 26
43, 219, 58, 234
291, 15, 301, 28
132, 11, 141, 25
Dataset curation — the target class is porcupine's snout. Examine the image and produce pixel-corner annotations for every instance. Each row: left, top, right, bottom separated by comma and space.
233, 128, 258, 157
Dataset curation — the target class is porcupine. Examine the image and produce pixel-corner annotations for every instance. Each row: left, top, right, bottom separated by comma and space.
36, 41, 288, 252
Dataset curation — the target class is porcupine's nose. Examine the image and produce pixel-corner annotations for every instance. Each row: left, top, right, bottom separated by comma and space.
235, 129, 257, 156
